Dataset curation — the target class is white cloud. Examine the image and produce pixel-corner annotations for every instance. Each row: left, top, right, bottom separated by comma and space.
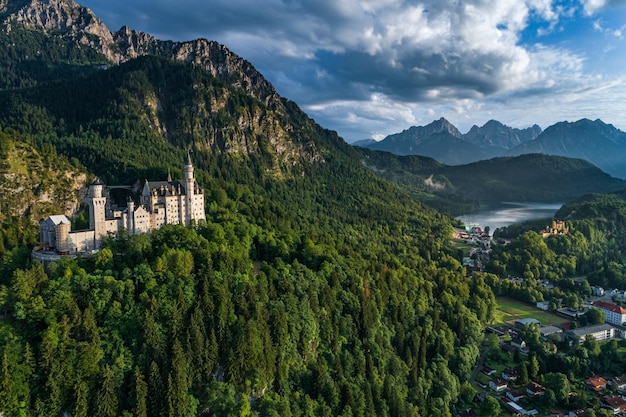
81, 0, 626, 140
582, 0, 626, 14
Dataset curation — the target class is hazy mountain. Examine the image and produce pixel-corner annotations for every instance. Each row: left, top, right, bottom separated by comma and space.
506, 118, 626, 178
406, 131, 497, 165
366, 117, 462, 154
464, 119, 541, 150
359, 116, 626, 179
351, 138, 378, 147
362, 117, 540, 164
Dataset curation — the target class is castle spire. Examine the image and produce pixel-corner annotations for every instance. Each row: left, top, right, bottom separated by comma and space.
167, 168, 172, 182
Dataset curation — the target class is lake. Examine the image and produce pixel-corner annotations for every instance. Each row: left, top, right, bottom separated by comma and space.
457, 202, 563, 231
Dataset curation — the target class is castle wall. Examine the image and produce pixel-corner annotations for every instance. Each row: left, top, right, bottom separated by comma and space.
192, 194, 205, 222
133, 206, 152, 234
68, 230, 96, 253
152, 207, 166, 229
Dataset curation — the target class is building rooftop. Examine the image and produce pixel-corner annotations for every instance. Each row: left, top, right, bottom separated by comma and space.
46, 215, 71, 225
593, 300, 626, 315
516, 318, 541, 327
568, 323, 614, 337
540, 325, 562, 336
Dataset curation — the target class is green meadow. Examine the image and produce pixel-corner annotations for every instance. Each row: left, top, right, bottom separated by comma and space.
494, 297, 566, 326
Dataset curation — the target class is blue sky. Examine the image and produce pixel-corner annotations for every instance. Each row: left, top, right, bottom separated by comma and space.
78, 0, 626, 142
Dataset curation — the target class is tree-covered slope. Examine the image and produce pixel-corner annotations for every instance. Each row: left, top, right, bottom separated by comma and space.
355, 148, 626, 214
0, 128, 87, 253
0, 55, 327, 182
0, 6, 498, 417
507, 119, 626, 179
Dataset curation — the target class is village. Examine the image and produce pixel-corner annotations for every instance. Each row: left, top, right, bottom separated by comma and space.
454, 221, 626, 417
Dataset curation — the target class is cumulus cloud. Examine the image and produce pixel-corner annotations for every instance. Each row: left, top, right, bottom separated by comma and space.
582, 0, 626, 14
81, 0, 626, 140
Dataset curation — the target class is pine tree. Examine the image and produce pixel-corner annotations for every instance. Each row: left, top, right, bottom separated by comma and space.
133, 367, 148, 417
73, 380, 89, 417
148, 361, 164, 417
520, 362, 529, 385
95, 364, 118, 417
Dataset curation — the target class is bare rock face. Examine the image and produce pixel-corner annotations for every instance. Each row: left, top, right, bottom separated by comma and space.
5, 0, 119, 61
0, 140, 86, 219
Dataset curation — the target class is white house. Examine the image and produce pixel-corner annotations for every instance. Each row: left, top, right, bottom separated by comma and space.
593, 300, 626, 326
567, 323, 616, 344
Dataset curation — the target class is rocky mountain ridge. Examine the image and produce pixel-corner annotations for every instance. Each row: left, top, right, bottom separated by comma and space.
464, 119, 542, 150
0, 133, 86, 221
360, 118, 538, 164
0, 0, 325, 171
0, 0, 277, 102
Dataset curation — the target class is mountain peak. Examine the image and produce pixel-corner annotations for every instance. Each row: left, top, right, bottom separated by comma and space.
428, 117, 462, 138
2, 0, 119, 60
464, 119, 541, 150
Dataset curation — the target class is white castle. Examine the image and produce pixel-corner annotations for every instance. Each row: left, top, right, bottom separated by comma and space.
36, 156, 205, 257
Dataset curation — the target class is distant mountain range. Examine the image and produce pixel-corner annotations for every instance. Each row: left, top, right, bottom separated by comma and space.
356, 117, 626, 178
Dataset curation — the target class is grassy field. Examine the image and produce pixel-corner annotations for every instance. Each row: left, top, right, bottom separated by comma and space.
494, 297, 567, 326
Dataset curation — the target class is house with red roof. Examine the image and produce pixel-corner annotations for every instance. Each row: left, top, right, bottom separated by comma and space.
586, 376, 608, 392
593, 301, 626, 326
602, 396, 626, 414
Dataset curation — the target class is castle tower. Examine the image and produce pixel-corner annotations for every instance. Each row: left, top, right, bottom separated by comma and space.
88, 178, 107, 244
55, 221, 70, 253
127, 196, 135, 234
184, 152, 195, 226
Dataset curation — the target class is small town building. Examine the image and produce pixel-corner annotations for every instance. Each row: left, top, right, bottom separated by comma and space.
586, 376, 608, 392
568, 323, 616, 344
557, 307, 586, 320
536, 301, 550, 311
481, 366, 497, 376
506, 389, 526, 402
611, 374, 626, 391
502, 368, 520, 382
526, 382, 545, 396
515, 318, 541, 329
489, 378, 508, 392
540, 325, 563, 341
511, 336, 529, 353
456, 408, 478, 417
592, 286, 605, 296
602, 396, 626, 414
593, 300, 626, 326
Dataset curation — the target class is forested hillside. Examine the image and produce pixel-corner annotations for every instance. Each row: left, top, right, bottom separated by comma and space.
0, 4, 497, 417
355, 148, 626, 215
0, 128, 87, 254
485, 190, 626, 301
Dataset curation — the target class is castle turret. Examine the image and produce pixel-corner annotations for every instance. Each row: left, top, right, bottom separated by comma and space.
88, 178, 107, 244
127, 196, 135, 233
184, 152, 194, 226
55, 221, 70, 253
